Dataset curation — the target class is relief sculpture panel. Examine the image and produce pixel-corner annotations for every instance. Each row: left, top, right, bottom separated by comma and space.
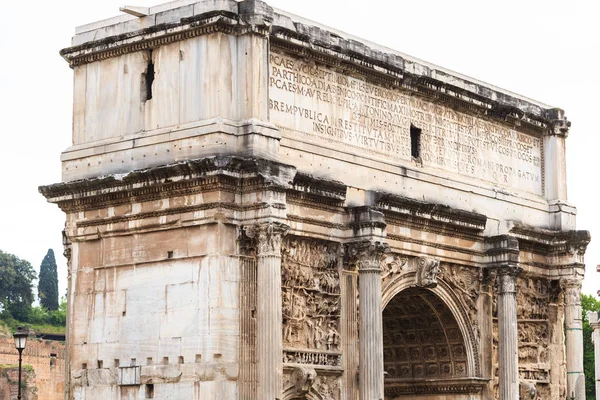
516, 276, 553, 397
281, 237, 341, 365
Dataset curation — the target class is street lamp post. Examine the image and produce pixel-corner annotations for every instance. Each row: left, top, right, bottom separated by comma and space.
13, 327, 28, 400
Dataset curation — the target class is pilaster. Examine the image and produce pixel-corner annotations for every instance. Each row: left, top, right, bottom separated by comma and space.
244, 221, 289, 400
561, 278, 586, 399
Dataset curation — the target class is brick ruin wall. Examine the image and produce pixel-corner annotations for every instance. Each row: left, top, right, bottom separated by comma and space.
0, 338, 65, 399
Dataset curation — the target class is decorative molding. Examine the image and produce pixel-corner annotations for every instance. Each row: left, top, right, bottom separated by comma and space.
39, 156, 296, 212
384, 378, 486, 396
509, 223, 590, 256
376, 193, 486, 241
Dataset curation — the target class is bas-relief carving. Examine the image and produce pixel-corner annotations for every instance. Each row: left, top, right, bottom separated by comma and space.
281, 237, 341, 357
519, 381, 537, 399
282, 367, 341, 400
380, 254, 440, 289
491, 275, 556, 399
515, 276, 552, 396
438, 264, 481, 334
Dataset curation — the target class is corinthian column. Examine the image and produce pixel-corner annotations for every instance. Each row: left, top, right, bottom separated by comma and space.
245, 222, 289, 400
497, 267, 521, 400
562, 278, 586, 399
349, 241, 388, 400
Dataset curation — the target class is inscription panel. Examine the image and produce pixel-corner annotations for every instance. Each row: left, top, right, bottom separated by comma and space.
269, 52, 543, 195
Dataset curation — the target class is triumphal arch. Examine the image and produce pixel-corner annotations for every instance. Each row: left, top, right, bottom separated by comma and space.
40, 1, 590, 399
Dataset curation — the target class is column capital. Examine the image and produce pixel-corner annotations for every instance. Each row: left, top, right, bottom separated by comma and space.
560, 277, 583, 305
496, 266, 522, 294
244, 221, 289, 256
347, 240, 389, 273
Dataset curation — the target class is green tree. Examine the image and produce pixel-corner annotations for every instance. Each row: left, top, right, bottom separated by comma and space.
582, 293, 600, 400
38, 249, 59, 311
0, 249, 36, 321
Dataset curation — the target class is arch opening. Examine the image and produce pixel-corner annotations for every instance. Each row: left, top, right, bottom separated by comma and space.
383, 287, 478, 399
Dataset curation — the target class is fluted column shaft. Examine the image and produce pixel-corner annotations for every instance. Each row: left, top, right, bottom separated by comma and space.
563, 278, 586, 399
245, 222, 288, 400
497, 268, 520, 400
351, 241, 387, 400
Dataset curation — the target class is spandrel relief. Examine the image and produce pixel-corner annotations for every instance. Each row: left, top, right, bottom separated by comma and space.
282, 237, 341, 355
439, 264, 481, 339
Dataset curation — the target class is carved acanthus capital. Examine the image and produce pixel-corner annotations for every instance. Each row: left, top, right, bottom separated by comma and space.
244, 221, 289, 256
347, 241, 389, 273
496, 266, 522, 294
560, 278, 583, 306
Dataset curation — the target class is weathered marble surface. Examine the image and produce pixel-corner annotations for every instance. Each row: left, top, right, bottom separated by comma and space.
40, 1, 590, 399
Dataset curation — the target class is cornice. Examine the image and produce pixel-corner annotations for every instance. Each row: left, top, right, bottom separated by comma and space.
384, 377, 486, 395
509, 223, 591, 256
375, 192, 486, 240
287, 172, 346, 208
39, 156, 296, 212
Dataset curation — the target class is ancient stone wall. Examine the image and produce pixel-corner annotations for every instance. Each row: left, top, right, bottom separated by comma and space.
0, 338, 65, 400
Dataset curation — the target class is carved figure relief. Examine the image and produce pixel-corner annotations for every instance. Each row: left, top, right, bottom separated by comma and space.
516, 277, 550, 320
519, 381, 537, 399
514, 276, 552, 388
282, 368, 341, 400
381, 255, 407, 282
416, 257, 440, 288
282, 237, 341, 356
439, 264, 481, 339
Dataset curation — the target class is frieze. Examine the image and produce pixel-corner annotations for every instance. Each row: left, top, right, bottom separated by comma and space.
283, 350, 342, 367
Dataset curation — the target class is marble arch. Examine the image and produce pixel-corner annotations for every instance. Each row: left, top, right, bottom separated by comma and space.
45, 0, 590, 399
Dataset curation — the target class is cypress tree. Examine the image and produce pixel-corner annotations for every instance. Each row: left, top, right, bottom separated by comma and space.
38, 249, 59, 311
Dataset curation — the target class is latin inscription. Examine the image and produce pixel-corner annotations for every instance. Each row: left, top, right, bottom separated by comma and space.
269, 52, 543, 194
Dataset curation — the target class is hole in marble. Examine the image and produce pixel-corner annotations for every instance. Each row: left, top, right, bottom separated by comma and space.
410, 124, 421, 159
145, 384, 154, 398
141, 50, 155, 102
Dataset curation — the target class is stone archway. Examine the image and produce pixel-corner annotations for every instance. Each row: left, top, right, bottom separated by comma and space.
382, 287, 483, 399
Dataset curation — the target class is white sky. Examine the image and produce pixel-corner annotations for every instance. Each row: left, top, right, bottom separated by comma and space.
0, 0, 598, 298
